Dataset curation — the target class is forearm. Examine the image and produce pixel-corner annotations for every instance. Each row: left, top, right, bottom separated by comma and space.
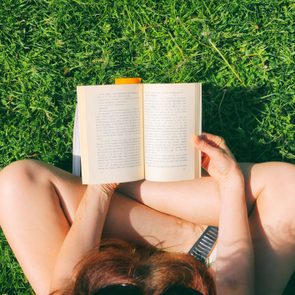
216, 178, 254, 295
49, 185, 112, 292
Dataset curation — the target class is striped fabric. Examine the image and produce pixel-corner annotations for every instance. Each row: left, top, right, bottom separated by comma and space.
188, 226, 218, 263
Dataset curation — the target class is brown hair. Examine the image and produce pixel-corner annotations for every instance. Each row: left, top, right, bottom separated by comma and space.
58, 239, 216, 295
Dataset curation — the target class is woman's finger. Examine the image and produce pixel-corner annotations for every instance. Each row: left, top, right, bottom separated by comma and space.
200, 133, 235, 160
194, 135, 220, 158
201, 152, 210, 170
201, 132, 225, 149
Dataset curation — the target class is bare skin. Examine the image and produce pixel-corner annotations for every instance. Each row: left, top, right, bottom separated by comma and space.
0, 147, 295, 294
119, 160, 295, 295
0, 160, 202, 294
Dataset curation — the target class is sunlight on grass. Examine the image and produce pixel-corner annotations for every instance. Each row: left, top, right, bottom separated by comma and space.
0, 0, 294, 293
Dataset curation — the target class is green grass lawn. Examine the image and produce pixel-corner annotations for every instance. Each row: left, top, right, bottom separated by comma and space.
0, 0, 294, 293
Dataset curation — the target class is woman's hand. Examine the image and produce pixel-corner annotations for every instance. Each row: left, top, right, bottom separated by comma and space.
92, 183, 119, 196
194, 133, 243, 185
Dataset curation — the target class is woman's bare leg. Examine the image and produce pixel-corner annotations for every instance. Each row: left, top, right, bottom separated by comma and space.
119, 177, 221, 226
245, 162, 295, 295
0, 160, 202, 294
1, 160, 294, 294
119, 162, 295, 294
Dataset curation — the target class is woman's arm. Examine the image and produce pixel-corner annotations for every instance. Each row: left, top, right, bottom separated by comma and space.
217, 177, 254, 295
194, 134, 254, 295
49, 184, 117, 292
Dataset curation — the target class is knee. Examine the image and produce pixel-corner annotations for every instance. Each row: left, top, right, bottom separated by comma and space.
262, 162, 295, 221
278, 163, 295, 207
265, 162, 295, 196
0, 159, 47, 198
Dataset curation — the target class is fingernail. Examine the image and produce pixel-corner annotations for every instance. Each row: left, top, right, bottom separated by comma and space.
202, 154, 209, 168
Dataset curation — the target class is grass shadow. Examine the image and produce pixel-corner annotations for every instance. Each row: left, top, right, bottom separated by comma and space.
202, 83, 291, 163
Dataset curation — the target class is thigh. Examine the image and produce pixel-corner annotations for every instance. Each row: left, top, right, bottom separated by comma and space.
0, 160, 85, 294
244, 162, 295, 294
118, 163, 264, 226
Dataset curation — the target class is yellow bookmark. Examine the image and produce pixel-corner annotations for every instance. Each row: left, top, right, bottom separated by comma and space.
115, 77, 142, 84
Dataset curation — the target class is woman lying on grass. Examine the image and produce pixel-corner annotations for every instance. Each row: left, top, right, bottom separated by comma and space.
0, 133, 294, 295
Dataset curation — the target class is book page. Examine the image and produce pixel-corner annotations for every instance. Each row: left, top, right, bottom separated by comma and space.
77, 84, 144, 184
143, 83, 201, 182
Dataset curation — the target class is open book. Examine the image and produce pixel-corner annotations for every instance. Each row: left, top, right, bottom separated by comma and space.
77, 83, 202, 184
